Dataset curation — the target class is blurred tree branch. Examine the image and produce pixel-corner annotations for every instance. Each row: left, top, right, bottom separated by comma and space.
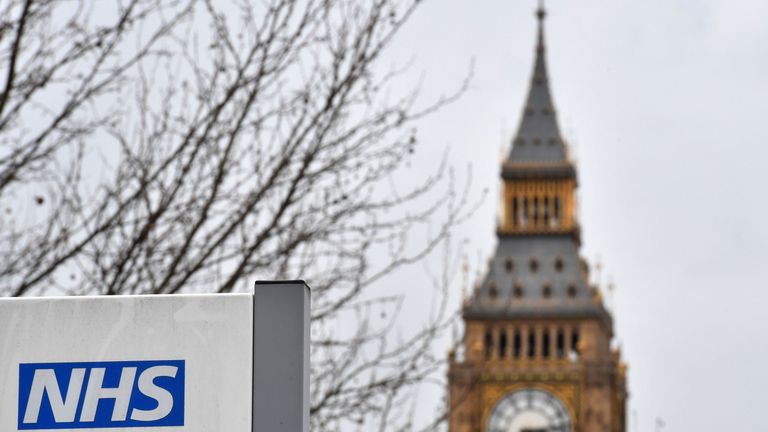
0, 0, 476, 429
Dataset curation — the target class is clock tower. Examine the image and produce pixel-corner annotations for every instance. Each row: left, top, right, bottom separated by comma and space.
447, 4, 628, 432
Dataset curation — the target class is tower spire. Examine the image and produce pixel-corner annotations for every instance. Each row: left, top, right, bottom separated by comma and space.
506, 0, 568, 165
537, 0, 547, 52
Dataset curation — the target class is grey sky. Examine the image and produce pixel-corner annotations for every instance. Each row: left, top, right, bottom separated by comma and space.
386, 1, 768, 430
7, 0, 763, 429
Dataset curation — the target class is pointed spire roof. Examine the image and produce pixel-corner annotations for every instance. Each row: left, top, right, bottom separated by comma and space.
507, 2, 569, 165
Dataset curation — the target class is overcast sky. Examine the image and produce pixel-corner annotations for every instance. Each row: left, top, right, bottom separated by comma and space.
384, 1, 768, 430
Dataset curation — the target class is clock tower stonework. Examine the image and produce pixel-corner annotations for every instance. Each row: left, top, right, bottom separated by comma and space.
447, 5, 628, 432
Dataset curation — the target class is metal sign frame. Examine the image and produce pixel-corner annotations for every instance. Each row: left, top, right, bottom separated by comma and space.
0, 281, 310, 432
253, 281, 310, 432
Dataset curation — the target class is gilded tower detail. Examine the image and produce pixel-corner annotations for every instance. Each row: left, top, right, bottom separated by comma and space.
448, 6, 628, 432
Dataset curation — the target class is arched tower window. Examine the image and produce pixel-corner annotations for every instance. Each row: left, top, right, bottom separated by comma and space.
499, 330, 508, 359
528, 329, 536, 358
513, 329, 522, 358
556, 329, 565, 358
532, 197, 539, 225
555, 258, 564, 272
489, 283, 498, 300
543, 196, 550, 225
522, 198, 529, 227
484, 329, 493, 359
512, 196, 519, 227
570, 329, 580, 360
542, 330, 551, 358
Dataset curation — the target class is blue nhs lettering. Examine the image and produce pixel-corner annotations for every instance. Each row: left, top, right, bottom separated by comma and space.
18, 360, 184, 430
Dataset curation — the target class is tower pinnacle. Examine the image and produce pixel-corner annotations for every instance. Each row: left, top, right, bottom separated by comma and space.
536, 1, 547, 52
537, 0, 547, 22
506, 0, 568, 165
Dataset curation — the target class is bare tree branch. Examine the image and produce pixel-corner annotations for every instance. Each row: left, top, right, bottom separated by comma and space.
0, 0, 477, 429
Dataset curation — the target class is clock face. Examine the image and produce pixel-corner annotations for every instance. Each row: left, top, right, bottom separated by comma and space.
487, 388, 571, 432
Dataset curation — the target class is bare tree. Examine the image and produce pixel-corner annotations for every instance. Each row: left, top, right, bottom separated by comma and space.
0, 0, 475, 430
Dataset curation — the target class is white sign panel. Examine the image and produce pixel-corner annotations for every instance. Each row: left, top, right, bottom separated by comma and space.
0, 283, 310, 432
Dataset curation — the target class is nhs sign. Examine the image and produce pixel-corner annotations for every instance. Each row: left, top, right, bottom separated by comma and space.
0, 283, 310, 432
18, 360, 184, 430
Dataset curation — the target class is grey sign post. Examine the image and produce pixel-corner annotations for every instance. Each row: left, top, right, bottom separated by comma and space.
253, 281, 310, 432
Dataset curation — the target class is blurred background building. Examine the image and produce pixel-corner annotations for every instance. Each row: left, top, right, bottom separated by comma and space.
448, 5, 627, 431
